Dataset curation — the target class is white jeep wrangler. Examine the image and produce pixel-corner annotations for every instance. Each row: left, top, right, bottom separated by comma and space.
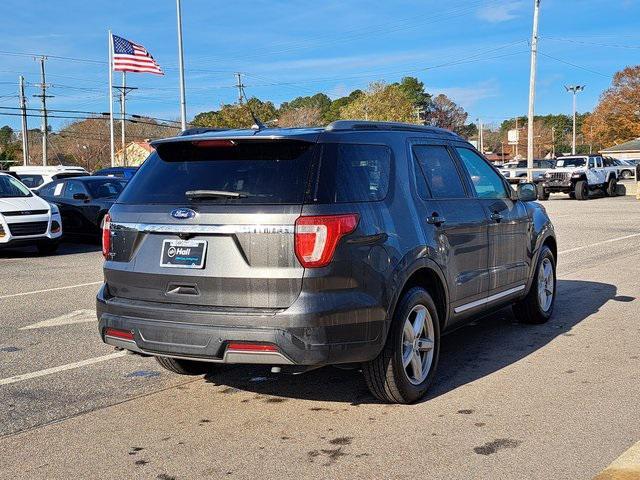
538, 155, 619, 200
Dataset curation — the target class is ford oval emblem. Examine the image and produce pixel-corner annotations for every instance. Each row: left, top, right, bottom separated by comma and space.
171, 208, 196, 220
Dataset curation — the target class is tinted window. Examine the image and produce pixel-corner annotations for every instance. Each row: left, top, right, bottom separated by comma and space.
38, 182, 58, 197
118, 140, 315, 205
0, 175, 31, 198
18, 174, 44, 188
455, 147, 508, 199
412, 145, 466, 199
309, 144, 391, 203
86, 179, 127, 199
64, 180, 88, 199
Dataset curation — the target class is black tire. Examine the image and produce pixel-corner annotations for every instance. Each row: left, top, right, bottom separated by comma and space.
37, 241, 59, 255
606, 177, 618, 197
513, 246, 556, 324
155, 356, 211, 375
568, 191, 576, 199
574, 180, 588, 200
536, 184, 549, 201
363, 287, 440, 404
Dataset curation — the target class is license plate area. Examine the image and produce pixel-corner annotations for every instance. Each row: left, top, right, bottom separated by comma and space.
160, 239, 207, 269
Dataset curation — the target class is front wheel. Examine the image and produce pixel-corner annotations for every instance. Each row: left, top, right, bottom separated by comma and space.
155, 356, 212, 375
363, 287, 440, 404
575, 180, 589, 200
513, 246, 556, 324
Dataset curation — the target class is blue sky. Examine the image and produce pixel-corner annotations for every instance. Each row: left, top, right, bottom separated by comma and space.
1, 0, 639, 132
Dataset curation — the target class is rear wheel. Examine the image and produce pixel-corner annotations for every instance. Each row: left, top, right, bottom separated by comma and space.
155, 356, 212, 375
621, 170, 632, 179
536, 184, 549, 201
513, 246, 556, 324
606, 177, 618, 197
363, 287, 440, 404
574, 180, 589, 200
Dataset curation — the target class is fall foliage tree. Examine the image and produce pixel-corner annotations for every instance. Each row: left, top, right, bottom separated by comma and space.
582, 65, 640, 149
422, 94, 469, 133
192, 98, 277, 129
277, 106, 323, 127
339, 82, 416, 123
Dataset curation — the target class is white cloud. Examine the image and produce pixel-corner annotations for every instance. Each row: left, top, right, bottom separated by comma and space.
477, 1, 525, 23
432, 80, 501, 109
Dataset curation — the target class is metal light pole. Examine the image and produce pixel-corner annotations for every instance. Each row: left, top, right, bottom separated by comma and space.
565, 85, 585, 155
526, 0, 541, 182
176, 0, 187, 131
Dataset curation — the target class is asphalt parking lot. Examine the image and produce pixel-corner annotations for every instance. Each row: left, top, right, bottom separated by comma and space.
1, 193, 639, 479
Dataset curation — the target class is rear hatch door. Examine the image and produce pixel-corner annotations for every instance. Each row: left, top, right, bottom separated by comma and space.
106, 137, 318, 310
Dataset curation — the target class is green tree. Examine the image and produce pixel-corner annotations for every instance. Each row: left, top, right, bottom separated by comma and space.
324, 90, 363, 123
393, 76, 431, 110
339, 82, 415, 123
279, 93, 332, 123
193, 98, 278, 129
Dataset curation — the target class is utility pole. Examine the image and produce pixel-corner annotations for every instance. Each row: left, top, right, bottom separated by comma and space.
176, 0, 187, 131
526, 0, 541, 182
551, 126, 555, 158
565, 85, 585, 155
18, 75, 29, 166
33, 56, 52, 166
477, 118, 484, 153
235, 73, 244, 105
113, 74, 137, 167
515, 116, 519, 158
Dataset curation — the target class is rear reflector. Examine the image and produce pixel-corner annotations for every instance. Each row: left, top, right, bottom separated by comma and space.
294, 214, 359, 268
104, 327, 134, 341
227, 342, 278, 353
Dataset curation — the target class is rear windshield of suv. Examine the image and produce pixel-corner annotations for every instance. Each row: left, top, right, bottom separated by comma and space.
118, 140, 316, 205
118, 139, 391, 205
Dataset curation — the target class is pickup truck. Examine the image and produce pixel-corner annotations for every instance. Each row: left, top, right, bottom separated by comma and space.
499, 159, 555, 184
538, 155, 619, 200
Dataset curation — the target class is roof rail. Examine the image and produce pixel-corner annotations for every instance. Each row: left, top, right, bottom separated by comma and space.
325, 120, 459, 137
179, 127, 228, 136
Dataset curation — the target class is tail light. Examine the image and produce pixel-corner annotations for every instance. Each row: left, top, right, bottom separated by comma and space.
101, 213, 111, 259
294, 214, 359, 268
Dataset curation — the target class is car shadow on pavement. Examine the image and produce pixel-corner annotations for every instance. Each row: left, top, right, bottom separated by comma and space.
0, 239, 100, 258
203, 279, 622, 405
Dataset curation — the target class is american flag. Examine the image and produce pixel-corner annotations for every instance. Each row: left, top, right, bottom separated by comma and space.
112, 34, 164, 75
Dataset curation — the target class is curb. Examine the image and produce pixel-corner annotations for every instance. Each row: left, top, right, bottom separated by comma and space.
593, 441, 640, 479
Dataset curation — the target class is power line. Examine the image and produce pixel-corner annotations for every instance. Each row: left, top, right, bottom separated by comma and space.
537, 51, 613, 78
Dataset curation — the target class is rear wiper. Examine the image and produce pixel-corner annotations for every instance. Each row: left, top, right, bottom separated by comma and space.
185, 189, 248, 200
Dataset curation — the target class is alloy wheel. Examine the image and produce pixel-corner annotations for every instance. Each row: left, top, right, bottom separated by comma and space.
401, 305, 435, 385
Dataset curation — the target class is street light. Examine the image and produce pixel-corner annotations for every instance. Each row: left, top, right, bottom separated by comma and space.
565, 85, 585, 155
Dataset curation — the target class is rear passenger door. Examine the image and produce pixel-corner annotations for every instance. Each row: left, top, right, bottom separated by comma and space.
411, 141, 490, 316
453, 146, 531, 298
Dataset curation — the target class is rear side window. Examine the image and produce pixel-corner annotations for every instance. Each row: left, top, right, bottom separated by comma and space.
118, 140, 315, 205
412, 145, 466, 199
308, 143, 391, 203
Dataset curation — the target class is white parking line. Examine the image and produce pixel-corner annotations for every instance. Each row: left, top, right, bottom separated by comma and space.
20, 309, 96, 330
559, 233, 640, 255
0, 351, 126, 387
0, 281, 102, 300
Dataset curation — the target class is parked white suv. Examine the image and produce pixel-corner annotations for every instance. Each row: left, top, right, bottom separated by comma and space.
0, 172, 62, 254
499, 159, 555, 184
9, 165, 89, 191
538, 155, 619, 200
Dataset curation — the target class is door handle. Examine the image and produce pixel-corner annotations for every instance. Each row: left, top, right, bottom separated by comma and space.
490, 212, 503, 223
426, 213, 446, 226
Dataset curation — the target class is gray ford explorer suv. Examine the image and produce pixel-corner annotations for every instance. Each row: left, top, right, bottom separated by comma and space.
97, 120, 557, 404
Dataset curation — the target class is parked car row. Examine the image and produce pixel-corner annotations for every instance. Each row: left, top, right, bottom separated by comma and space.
0, 166, 137, 254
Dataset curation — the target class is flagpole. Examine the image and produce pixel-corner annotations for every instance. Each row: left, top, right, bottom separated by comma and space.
108, 30, 115, 167
176, 0, 187, 131
121, 72, 127, 167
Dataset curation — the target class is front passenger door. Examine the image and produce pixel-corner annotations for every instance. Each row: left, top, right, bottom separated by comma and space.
454, 146, 531, 297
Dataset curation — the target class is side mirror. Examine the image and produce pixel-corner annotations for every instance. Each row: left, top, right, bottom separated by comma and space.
516, 182, 537, 202
73, 193, 89, 201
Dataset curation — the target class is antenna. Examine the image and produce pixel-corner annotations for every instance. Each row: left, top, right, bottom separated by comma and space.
235, 73, 267, 130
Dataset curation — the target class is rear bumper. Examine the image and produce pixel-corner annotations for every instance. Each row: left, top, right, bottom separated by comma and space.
96, 284, 386, 366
